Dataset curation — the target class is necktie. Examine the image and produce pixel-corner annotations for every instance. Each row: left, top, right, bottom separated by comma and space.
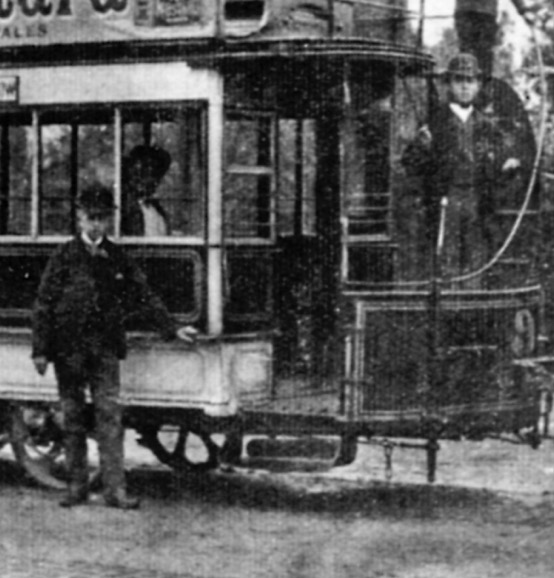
86, 242, 109, 258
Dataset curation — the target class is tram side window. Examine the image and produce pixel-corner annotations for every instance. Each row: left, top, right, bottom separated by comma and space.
122, 106, 205, 238
0, 117, 33, 235
40, 111, 115, 235
0, 106, 206, 239
346, 107, 391, 237
345, 64, 394, 239
223, 115, 274, 239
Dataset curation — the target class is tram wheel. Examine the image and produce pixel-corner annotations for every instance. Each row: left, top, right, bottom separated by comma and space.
137, 426, 220, 473
9, 403, 100, 491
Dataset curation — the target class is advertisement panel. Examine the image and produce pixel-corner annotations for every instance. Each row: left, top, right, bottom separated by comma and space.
0, 0, 217, 45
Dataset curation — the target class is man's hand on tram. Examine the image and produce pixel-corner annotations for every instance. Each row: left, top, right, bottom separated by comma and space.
177, 326, 199, 344
33, 356, 49, 376
416, 125, 432, 148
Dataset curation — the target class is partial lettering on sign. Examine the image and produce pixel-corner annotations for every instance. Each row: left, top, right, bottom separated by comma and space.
0, 0, 129, 22
0, 0, 217, 45
135, 0, 205, 26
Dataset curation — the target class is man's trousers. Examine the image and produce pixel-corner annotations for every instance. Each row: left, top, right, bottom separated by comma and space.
54, 350, 126, 500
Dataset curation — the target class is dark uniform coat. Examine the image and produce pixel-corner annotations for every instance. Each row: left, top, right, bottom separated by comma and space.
33, 236, 175, 361
403, 103, 510, 281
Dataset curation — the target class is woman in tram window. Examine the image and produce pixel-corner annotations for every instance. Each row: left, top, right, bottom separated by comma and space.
121, 144, 172, 236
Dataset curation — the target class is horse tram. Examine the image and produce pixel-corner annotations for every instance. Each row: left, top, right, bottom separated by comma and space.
0, 0, 550, 488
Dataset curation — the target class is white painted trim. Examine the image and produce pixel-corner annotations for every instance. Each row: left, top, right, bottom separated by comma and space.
114, 107, 122, 238
207, 82, 224, 336
12, 62, 221, 105
30, 111, 40, 238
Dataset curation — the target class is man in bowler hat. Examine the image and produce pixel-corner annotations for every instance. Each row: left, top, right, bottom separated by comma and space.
403, 53, 522, 283
454, 0, 536, 186
32, 184, 177, 509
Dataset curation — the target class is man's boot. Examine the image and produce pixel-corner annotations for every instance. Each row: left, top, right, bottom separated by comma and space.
60, 484, 88, 508
104, 489, 140, 510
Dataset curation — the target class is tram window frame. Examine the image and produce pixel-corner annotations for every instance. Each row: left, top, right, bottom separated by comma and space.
0, 101, 208, 245
39, 106, 116, 238
344, 106, 393, 240
120, 102, 207, 243
0, 112, 34, 237
0, 102, 208, 323
223, 111, 277, 244
344, 63, 395, 243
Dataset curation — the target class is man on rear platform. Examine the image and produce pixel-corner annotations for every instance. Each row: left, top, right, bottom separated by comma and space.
402, 53, 522, 284
31, 184, 179, 510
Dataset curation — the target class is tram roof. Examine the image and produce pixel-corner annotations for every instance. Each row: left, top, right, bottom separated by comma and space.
0, 0, 431, 70
0, 37, 432, 72
212, 38, 432, 68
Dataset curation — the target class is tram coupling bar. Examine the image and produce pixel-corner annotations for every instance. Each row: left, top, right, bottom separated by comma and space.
360, 438, 441, 484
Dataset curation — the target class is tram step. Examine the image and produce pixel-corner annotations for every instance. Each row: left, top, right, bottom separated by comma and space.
246, 437, 339, 460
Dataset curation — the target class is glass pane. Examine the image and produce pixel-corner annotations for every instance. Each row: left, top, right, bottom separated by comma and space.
223, 173, 272, 238
346, 109, 391, 237
41, 124, 72, 235
121, 107, 205, 238
223, 116, 273, 239
40, 119, 115, 236
131, 253, 200, 319
0, 124, 33, 235
78, 123, 115, 192
226, 118, 271, 167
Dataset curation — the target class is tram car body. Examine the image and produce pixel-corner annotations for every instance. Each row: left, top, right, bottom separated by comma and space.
0, 0, 548, 483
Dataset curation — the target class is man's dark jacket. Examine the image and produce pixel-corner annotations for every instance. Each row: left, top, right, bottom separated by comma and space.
402, 103, 509, 241
32, 236, 176, 361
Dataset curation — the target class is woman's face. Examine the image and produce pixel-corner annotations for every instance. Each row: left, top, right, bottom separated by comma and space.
126, 159, 160, 199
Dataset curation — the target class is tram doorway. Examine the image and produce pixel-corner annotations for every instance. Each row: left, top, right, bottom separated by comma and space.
274, 116, 342, 387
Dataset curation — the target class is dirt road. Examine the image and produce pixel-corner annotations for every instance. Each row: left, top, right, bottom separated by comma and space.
0, 435, 553, 578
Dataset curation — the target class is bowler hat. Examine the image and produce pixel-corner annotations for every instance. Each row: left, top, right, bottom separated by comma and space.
126, 145, 171, 181
77, 184, 117, 213
454, 0, 498, 18
446, 53, 482, 79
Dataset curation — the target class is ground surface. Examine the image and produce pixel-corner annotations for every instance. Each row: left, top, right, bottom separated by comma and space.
0, 432, 553, 578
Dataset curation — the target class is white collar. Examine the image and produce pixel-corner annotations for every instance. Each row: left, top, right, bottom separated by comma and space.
449, 103, 474, 123
81, 232, 103, 247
